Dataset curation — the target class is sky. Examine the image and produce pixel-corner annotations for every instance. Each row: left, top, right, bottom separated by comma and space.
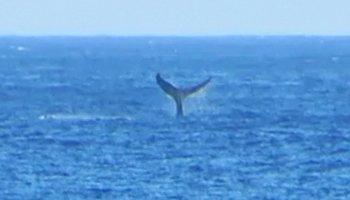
0, 0, 350, 36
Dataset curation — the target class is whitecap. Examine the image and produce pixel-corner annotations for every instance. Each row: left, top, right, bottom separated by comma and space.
331, 57, 340, 62
17, 46, 28, 51
10, 45, 29, 51
38, 113, 133, 121
46, 83, 71, 88
21, 74, 41, 80
281, 81, 300, 86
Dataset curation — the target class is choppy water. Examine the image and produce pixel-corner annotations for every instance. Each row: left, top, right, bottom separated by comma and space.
1, 36, 350, 199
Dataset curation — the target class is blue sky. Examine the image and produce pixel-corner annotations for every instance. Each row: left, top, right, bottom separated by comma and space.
0, 0, 349, 36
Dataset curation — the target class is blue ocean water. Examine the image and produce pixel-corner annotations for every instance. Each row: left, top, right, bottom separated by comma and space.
1, 36, 350, 199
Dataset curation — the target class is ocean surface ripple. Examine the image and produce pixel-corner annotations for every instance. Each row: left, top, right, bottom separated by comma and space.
1, 36, 350, 199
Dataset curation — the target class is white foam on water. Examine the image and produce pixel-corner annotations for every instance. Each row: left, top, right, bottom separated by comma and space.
10, 45, 29, 51
17, 46, 28, 51
331, 56, 340, 62
38, 113, 133, 121
280, 81, 300, 86
21, 74, 41, 80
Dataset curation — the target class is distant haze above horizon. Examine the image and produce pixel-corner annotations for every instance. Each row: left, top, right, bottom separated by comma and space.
1, 0, 350, 36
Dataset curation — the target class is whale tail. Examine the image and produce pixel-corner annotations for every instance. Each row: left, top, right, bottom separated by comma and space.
156, 73, 211, 117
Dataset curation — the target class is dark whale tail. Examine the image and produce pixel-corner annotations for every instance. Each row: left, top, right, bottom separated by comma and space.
156, 73, 211, 117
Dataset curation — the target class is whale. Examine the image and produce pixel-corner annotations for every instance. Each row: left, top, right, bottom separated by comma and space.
156, 73, 211, 117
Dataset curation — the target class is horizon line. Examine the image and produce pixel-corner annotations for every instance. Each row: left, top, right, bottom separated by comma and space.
1, 34, 350, 38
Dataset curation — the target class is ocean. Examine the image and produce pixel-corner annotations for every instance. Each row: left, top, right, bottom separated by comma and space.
1, 36, 350, 199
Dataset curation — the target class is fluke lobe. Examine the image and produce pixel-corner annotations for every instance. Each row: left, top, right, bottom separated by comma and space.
156, 73, 211, 117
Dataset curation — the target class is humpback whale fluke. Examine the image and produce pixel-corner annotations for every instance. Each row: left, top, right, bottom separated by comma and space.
156, 73, 211, 117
